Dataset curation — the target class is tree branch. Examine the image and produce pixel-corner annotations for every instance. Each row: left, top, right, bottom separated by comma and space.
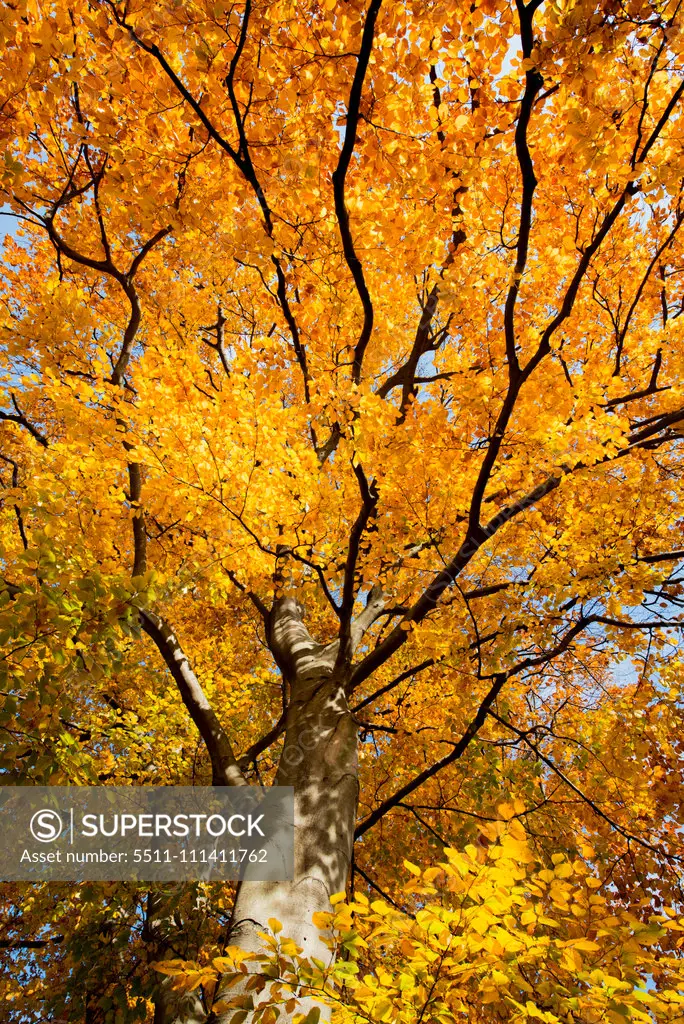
236, 712, 287, 770
355, 672, 507, 838
350, 584, 387, 654
127, 462, 147, 578
351, 658, 435, 713
502, 0, 545, 379
488, 710, 681, 861
0, 395, 49, 448
337, 462, 379, 665
331, 0, 382, 384
139, 609, 247, 786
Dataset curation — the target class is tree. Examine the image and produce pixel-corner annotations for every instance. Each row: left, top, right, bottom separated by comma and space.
1, 0, 684, 1019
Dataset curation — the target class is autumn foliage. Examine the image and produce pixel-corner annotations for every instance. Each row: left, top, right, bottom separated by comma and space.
1, 0, 684, 1020
155, 819, 684, 1024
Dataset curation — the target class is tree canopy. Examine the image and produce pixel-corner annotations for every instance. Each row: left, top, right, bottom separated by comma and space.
1, 0, 684, 1021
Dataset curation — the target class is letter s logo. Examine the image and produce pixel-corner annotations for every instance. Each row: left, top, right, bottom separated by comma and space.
30, 809, 63, 843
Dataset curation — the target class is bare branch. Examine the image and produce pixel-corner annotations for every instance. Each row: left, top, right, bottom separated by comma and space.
502, 0, 545, 379
127, 462, 147, 578
237, 712, 287, 770
488, 710, 681, 862
350, 584, 387, 653
355, 672, 507, 838
140, 609, 247, 787
0, 395, 48, 448
0, 455, 29, 550
351, 658, 435, 713
331, 0, 382, 384
337, 462, 379, 665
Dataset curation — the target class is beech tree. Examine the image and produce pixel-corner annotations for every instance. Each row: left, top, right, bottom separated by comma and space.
1, 0, 684, 1021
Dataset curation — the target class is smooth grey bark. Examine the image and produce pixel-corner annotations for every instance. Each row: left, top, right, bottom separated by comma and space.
215, 597, 363, 1022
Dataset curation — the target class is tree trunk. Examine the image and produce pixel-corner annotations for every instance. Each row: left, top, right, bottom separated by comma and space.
215, 598, 360, 1022
230, 675, 358, 949
146, 594, 377, 1024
